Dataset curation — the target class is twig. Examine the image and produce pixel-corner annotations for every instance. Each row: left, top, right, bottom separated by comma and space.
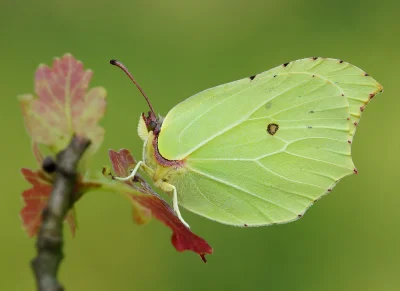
31, 135, 91, 291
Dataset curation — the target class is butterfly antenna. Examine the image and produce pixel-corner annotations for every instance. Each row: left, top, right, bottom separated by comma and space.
110, 59, 156, 116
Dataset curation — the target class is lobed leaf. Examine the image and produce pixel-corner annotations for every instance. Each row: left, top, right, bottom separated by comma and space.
19, 54, 106, 237
108, 149, 213, 261
19, 54, 106, 154
20, 168, 77, 237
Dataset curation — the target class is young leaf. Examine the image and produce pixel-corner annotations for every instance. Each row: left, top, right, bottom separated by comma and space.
108, 149, 213, 262
19, 54, 106, 237
20, 168, 77, 236
19, 53, 106, 155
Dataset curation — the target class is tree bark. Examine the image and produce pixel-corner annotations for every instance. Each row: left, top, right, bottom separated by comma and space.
31, 135, 91, 291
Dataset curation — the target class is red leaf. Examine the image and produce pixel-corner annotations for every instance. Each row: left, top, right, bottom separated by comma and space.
20, 168, 77, 237
108, 149, 213, 261
19, 54, 106, 238
20, 168, 52, 236
109, 149, 137, 178
19, 54, 106, 154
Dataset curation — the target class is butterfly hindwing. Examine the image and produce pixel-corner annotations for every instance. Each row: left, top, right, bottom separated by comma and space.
157, 58, 382, 226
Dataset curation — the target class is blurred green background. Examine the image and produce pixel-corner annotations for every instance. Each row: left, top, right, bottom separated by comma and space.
1, 0, 399, 290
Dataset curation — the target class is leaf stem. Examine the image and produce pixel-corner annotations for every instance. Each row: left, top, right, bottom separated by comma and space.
31, 135, 91, 291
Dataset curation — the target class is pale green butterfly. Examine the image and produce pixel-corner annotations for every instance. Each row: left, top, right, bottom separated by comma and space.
110, 58, 383, 229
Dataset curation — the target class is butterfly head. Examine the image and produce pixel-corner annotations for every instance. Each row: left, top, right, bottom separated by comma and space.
142, 111, 163, 135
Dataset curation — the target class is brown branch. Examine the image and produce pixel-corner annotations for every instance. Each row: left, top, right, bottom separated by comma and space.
31, 135, 91, 291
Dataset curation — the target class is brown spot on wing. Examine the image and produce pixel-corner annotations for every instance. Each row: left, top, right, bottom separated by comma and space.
267, 123, 279, 135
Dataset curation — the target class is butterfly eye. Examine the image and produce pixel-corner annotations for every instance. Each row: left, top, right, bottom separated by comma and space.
148, 120, 157, 131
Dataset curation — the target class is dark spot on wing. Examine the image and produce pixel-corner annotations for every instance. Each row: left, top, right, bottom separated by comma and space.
341, 93, 345, 96
369, 93, 376, 99
297, 214, 303, 218
309, 110, 314, 114
273, 75, 277, 78
339, 60, 344, 63
249, 75, 256, 80
283, 62, 289, 67
267, 123, 279, 135
364, 72, 369, 76
312, 57, 318, 60
312, 75, 315, 77
307, 126, 312, 129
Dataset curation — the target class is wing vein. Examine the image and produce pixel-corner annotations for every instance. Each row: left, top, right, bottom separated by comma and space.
285, 151, 352, 171
255, 160, 326, 189
186, 79, 311, 157
186, 174, 246, 224
178, 76, 277, 142
187, 166, 298, 217
270, 95, 342, 118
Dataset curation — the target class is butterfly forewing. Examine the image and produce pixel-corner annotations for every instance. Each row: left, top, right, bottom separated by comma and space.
157, 58, 382, 226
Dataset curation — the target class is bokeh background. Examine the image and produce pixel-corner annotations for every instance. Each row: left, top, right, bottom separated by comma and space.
1, 0, 399, 290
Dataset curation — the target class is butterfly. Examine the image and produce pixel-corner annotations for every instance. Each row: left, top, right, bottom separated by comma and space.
110, 57, 383, 229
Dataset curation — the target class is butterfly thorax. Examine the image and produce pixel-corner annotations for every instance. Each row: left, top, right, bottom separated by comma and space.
140, 112, 186, 184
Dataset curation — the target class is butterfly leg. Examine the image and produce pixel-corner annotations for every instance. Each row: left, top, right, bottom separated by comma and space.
159, 182, 190, 229
114, 161, 143, 181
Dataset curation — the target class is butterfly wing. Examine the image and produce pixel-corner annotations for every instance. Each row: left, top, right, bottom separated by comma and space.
158, 58, 383, 226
